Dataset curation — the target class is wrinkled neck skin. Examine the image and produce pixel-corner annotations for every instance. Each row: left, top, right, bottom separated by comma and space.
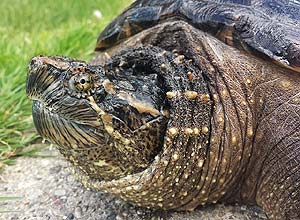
84, 21, 300, 218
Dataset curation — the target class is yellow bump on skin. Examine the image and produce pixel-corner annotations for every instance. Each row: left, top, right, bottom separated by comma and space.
198, 159, 204, 168
221, 90, 228, 97
184, 128, 194, 135
202, 126, 209, 134
201, 190, 206, 195
160, 51, 167, 56
175, 178, 179, 183
246, 79, 251, 84
141, 191, 148, 196
201, 94, 210, 102
231, 136, 237, 145
187, 71, 194, 81
102, 79, 116, 94
94, 159, 109, 167
162, 109, 170, 118
166, 91, 176, 99
160, 63, 167, 71
212, 179, 216, 183
173, 153, 179, 161
182, 191, 188, 196
105, 126, 114, 134
172, 49, 178, 53
213, 94, 218, 100
220, 178, 225, 184
184, 91, 198, 100
168, 127, 179, 136
175, 56, 184, 64
281, 80, 291, 89
212, 58, 221, 65
177, 55, 185, 61
217, 116, 224, 123
124, 139, 131, 145
247, 128, 254, 137
196, 46, 201, 52
193, 128, 200, 136
292, 97, 300, 105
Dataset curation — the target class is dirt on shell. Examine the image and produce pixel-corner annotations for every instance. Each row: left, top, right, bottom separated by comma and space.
0, 148, 267, 220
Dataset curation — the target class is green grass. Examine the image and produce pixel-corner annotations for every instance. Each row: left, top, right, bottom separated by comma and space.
0, 196, 22, 213
0, 0, 132, 169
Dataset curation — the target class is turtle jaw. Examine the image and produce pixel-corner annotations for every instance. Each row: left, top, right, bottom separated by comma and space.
26, 55, 68, 104
31, 99, 106, 151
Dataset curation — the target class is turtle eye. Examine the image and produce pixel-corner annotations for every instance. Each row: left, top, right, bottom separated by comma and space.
71, 74, 93, 92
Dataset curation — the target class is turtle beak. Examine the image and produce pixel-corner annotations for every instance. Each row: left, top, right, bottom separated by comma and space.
26, 56, 67, 102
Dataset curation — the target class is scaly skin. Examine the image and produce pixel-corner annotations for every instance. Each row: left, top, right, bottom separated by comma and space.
93, 21, 300, 219
26, 21, 300, 220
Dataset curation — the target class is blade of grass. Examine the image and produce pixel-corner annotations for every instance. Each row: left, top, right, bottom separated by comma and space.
0, 197, 22, 201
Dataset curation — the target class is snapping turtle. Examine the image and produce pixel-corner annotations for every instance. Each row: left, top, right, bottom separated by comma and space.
26, 0, 300, 219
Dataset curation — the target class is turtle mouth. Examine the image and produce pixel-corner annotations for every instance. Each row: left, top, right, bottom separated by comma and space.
32, 100, 70, 145
31, 100, 105, 148
26, 56, 66, 105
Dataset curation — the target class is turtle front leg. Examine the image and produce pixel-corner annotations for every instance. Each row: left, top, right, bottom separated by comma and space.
255, 141, 300, 220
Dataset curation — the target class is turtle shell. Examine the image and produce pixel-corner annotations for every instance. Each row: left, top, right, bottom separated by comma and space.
96, 0, 300, 72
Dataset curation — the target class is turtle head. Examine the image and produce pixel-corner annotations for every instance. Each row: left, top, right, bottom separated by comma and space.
26, 55, 168, 180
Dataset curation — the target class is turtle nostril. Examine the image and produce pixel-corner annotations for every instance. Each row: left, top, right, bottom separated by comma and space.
29, 57, 40, 70
29, 58, 36, 68
29, 56, 46, 70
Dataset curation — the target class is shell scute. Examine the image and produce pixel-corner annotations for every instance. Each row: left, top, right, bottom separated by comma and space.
96, 0, 300, 72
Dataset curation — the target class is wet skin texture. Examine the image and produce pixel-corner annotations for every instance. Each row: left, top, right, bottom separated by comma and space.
27, 1, 300, 220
